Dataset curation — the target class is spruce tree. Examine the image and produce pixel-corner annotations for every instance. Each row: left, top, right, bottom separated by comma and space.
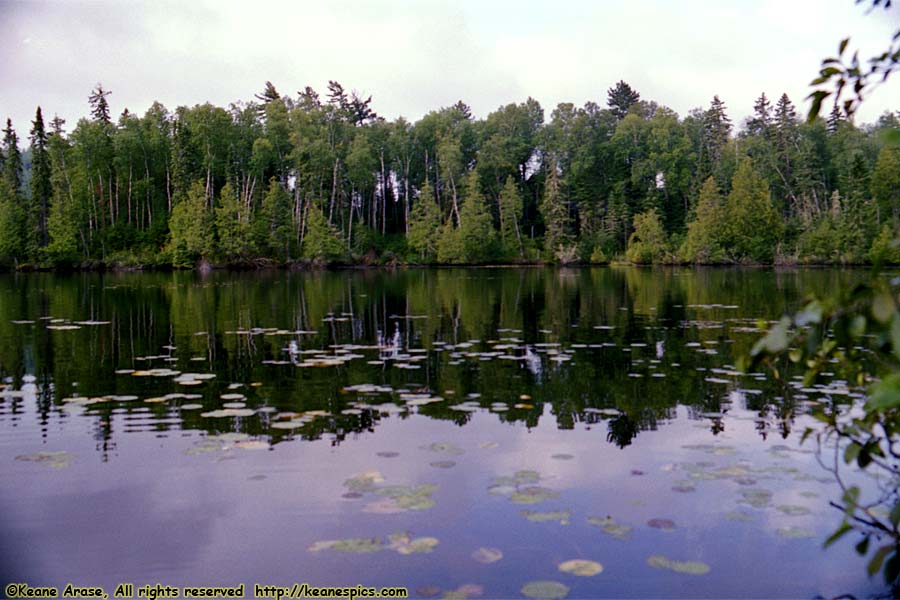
30, 107, 52, 255
682, 177, 726, 262
541, 157, 571, 259
724, 158, 782, 262
457, 173, 496, 263
498, 176, 524, 258
607, 81, 641, 121
407, 180, 441, 261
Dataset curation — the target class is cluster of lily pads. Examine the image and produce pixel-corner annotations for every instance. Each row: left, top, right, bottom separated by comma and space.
308, 531, 439, 555
342, 470, 438, 513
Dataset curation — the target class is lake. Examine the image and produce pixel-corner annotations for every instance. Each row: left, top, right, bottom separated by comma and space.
0, 267, 887, 598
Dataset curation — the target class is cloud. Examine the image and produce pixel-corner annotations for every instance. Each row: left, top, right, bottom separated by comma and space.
0, 0, 897, 138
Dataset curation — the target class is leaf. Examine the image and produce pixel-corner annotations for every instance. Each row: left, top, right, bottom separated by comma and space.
471, 547, 503, 564
751, 317, 791, 357
520, 581, 569, 600
558, 559, 603, 576
869, 545, 894, 578
856, 535, 871, 555
889, 501, 900, 527
845, 442, 862, 464
807, 90, 831, 122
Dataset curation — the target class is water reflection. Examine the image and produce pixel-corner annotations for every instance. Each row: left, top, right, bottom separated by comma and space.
0, 267, 872, 451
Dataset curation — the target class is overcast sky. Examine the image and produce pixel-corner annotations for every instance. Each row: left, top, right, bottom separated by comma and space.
1, 0, 898, 140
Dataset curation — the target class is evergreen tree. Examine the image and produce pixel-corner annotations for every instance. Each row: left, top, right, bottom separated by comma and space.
827, 105, 845, 134
302, 204, 344, 261
252, 178, 293, 261
682, 177, 727, 263
214, 182, 251, 260
3, 119, 23, 193
457, 173, 496, 263
626, 208, 668, 263
724, 158, 783, 262
871, 147, 900, 223
29, 107, 52, 255
607, 81, 641, 121
407, 181, 441, 261
166, 181, 214, 267
747, 93, 772, 137
703, 96, 732, 170
498, 176, 524, 258
541, 157, 572, 260
0, 119, 25, 262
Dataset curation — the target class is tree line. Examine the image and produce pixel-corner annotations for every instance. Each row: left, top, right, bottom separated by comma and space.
0, 80, 898, 268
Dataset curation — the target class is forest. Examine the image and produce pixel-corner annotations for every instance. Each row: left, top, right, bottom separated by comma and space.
0, 80, 898, 269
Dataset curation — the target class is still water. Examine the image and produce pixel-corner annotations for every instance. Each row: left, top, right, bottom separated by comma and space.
0, 267, 888, 598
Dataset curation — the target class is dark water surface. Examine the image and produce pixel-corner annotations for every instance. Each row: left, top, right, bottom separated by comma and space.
0, 268, 888, 598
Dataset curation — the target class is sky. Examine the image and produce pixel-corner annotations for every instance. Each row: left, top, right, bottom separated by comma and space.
1, 0, 899, 140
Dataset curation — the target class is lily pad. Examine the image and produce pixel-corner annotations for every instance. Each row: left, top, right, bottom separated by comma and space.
377, 451, 400, 458
558, 559, 603, 576
647, 555, 711, 575
520, 581, 569, 600
15, 451, 72, 469
551, 454, 574, 460
521, 510, 571, 525
739, 488, 773, 508
471, 547, 503, 564
430, 460, 456, 469
776, 505, 811, 516
776, 526, 815, 539
724, 510, 757, 522
647, 518, 676, 531
587, 516, 632, 540
510, 487, 559, 505
421, 442, 465, 455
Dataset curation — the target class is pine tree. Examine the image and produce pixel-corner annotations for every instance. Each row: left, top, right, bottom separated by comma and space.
214, 182, 251, 261
29, 107, 52, 255
302, 204, 344, 261
827, 105, 845, 134
3, 119, 23, 193
166, 181, 214, 267
89, 84, 112, 126
457, 173, 496, 263
498, 176, 524, 258
626, 208, 668, 264
724, 158, 783, 262
607, 81, 641, 121
541, 157, 572, 259
704, 96, 732, 168
871, 147, 900, 223
682, 177, 726, 262
0, 119, 25, 262
407, 180, 441, 261
253, 178, 293, 261
747, 93, 772, 137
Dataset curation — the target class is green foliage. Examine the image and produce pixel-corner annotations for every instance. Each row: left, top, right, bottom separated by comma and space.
436, 221, 464, 264
457, 174, 497, 263
407, 181, 441, 261
724, 158, 783, 263
682, 177, 727, 263
626, 209, 669, 264
302, 204, 344, 262
214, 182, 252, 261
0, 180, 26, 262
872, 147, 900, 223
541, 157, 573, 262
498, 176, 524, 259
869, 224, 900, 264
252, 178, 294, 261
165, 181, 214, 267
